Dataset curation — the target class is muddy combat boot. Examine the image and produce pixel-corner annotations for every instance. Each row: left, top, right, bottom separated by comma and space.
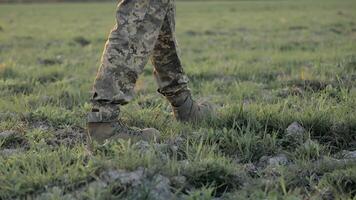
165, 91, 215, 123
87, 121, 160, 144
87, 110, 160, 144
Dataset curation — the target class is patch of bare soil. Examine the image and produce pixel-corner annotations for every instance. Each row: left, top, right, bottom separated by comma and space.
47, 127, 87, 147
73, 36, 91, 47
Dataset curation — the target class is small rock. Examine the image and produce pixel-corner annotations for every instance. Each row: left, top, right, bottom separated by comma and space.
0, 148, 21, 157
285, 122, 305, 143
36, 186, 75, 200
342, 150, 356, 159
258, 154, 289, 168
96, 169, 176, 200
267, 154, 289, 166
134, 141, 178, 162
320, 188, 335, 200
150, 174, 173, 200
87, 180, 107, 189
134, 141, 150, 153
244, 163, 258, 176
0, 130, 16, 139
171, 176, 187, 188
73, 180, 107, 196
286, 122, 305, 135
100, 168, 145, 187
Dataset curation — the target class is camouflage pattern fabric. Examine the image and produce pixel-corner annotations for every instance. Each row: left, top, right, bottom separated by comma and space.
89, 0, 189, 122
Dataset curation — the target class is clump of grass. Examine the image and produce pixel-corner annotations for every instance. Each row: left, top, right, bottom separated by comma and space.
338, 55, 356, 72
279, 157, 356, 195
182, 140, 248, 194
0, 79, 33, 95
94, 140, 160, 171
318, 166, 356, 198
293, 139, 326, 161
201, 127, 278, 162
0, 130, 27, 149
34, 68, 64, 84
0, 146, 95, 199
25, 128, 54, 144
184, 186, 215, 200
0, 63, 17, 80
223, 187, 307, 200
25, 106, 82, 128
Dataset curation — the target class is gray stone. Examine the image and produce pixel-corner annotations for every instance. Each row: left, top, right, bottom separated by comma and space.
342, 150, 356, 159
267, 154, 289, 166
73, 180, 107, 197
0, 130, 16, 139
98, 166, 175, 200
244, 163, 258, 176
258, 156, 269, 168
286, 122, 305, 135
171, 176, 187, 188
36, 187, 75, 200
258, 154, 289, 168
100, 168, 145, 187
134, 141, 178, 153
0, 148, 22, 157
150, 174, 173, 200
133, 141, 151, 153
285, 122, 305, 143
133, 141, 177, 162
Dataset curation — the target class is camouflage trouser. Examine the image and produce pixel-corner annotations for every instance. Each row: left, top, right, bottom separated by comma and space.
89, 0, 189, 122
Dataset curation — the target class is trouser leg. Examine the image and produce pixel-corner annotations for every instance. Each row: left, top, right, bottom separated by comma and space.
151, 2, 190, 97
89, 0, 172, 122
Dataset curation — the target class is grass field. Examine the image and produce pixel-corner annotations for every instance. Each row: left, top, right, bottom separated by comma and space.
0, 1, 356, 199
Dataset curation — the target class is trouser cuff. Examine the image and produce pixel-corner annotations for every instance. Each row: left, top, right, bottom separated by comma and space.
88, 102, 120, 123
159, 88, 191, 107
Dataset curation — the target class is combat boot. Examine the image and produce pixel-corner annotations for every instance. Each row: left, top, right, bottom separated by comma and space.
87, 121, 160, 144
87, 109, 160, 144
165, 90, 215, 123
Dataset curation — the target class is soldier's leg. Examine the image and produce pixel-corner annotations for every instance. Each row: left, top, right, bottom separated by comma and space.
90, 0, 171, 123
151, 2, 190, 99
87, 0, 175, 142
151, 2, 215, 122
